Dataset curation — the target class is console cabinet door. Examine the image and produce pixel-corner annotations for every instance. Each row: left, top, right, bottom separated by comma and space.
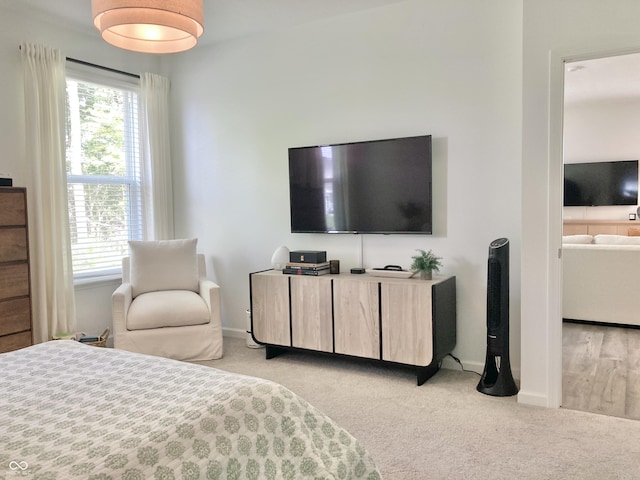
251, 273, 290, 346
291, 276, 333, 352
333, 278, 379, 359
381, 282, 433, 366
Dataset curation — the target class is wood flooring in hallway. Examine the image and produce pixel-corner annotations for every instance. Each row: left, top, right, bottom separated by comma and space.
563, 320, 640, 420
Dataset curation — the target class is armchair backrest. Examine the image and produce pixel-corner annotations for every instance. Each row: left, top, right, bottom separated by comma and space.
122, 253, 207, 286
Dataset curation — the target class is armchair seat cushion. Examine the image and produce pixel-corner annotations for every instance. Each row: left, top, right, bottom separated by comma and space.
127, 290, 210, 331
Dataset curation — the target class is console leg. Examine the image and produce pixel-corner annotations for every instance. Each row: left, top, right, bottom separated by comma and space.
265, 345, 286, 360
417, 363, 440, 386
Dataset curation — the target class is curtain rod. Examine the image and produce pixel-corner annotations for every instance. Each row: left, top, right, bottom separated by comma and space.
67, 57, 140, 79
18, 45, 140, 79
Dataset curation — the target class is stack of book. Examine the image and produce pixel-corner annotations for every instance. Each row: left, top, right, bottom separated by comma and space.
283, 261, 330, 276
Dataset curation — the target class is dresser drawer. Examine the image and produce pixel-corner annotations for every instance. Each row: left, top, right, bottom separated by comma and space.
0, 263, 29, 300
0, 228, 27, 262
0, 190, 26, 227
0, 297, 31, 336
0, 331, 32, 353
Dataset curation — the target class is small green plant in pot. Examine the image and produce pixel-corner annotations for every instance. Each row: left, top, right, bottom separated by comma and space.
410, 249, 442, 280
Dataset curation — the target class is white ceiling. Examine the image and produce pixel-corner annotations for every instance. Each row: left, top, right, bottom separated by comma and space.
8, 1, 640, 104
565, 52, 640, 104
10, 0, 407, 45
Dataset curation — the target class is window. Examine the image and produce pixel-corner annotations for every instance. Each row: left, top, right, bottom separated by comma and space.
65, 64, 143, 279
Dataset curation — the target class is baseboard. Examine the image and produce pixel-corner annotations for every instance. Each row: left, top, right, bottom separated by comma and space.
440, 356, 521, 381
223, 327, 246, 339
517, 389, 551, 407
440, 356, 483, 375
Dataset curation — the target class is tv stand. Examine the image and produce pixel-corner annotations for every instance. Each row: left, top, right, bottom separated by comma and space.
249, 270, 456, 385
563, 219, 639, 236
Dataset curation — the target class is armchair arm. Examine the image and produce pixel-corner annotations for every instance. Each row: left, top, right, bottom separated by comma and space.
199, 279, 221, 325
112, 282, 133, 337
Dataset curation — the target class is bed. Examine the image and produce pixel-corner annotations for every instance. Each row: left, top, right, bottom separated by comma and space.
0, 340, 381, 479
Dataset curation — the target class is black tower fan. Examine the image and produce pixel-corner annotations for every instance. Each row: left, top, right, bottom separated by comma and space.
477, 238, 519, 396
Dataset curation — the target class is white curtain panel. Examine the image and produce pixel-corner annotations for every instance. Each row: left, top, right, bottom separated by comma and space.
140, 73, 174, 240
20, 43, 76, 343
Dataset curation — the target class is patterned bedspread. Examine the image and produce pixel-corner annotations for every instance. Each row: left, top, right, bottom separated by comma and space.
0, 341, 381, 479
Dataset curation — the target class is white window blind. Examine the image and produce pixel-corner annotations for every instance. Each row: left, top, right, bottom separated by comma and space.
65, 64, 143, 279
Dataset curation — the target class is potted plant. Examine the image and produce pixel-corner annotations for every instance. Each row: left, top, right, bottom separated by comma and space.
410, 249, 442, 280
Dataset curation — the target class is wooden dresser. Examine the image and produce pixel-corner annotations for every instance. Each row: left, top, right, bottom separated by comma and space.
0, 187, 33, 353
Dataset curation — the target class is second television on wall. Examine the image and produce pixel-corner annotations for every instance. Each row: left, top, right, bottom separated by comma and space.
564, 160, 639, 207
288, 135, 432, 234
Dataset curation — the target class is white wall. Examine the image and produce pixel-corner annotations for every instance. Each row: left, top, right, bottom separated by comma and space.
563, 98, 640, 221
564, 99, 640, 164
168, 0, 523, 374
522, 0, 640, 406
0, 6, 163, 340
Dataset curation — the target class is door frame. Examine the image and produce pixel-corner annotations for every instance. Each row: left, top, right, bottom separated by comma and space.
548, 45, 640, 408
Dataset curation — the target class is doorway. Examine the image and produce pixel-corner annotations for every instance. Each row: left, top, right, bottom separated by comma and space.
561, 52, 640, 420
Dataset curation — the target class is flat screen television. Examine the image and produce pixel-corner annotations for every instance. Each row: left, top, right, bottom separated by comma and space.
289, 135, 432, 234
564, 160, 638, 206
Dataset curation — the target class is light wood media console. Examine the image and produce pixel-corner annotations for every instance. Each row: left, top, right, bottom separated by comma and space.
249, 270, 456, 385
563, 219, 640, 236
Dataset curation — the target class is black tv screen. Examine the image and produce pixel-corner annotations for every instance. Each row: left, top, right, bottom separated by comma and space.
564, 160, 638, 206
289, 135, 432, 234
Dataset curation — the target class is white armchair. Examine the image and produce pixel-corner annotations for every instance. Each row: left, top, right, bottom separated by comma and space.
112, 238, 223, 361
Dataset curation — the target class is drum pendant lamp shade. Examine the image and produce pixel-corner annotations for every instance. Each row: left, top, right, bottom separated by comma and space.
92, 0, 204, 54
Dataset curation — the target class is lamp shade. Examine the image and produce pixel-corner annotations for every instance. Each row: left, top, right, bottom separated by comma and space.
271, 246, 290, 271
92, 0, 204, 54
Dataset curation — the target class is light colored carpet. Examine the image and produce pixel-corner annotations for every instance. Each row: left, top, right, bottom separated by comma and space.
196, 337, 640, 480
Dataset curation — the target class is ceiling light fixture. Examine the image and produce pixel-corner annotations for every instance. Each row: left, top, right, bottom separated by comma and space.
92, 0, 204, 54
